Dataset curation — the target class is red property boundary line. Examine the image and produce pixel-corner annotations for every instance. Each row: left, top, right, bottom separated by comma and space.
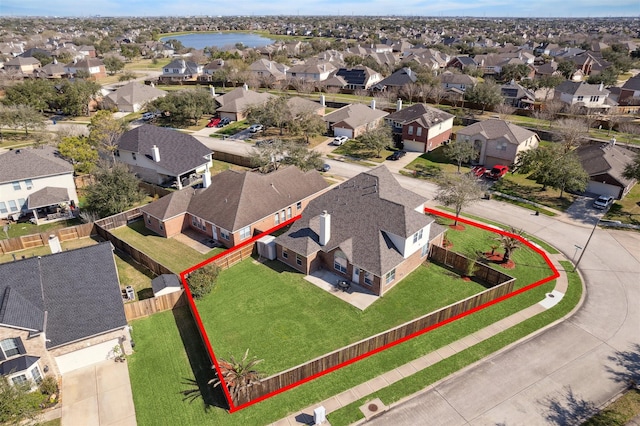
179, 208, 560, 413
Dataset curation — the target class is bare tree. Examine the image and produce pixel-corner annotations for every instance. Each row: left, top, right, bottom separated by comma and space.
434, 173, 485, 226
494, 103, 516, 120
618, 122, 640, 144
428, 84, 447, 106
555, 118, 587, 152
542, 100, 564, 128
400, 83, 419, 102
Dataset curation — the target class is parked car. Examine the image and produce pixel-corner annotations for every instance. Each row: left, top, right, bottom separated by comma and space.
593, 195, 614, 209
332, 136, 348, 146
319, 163, 331, 172
485, 165, 509, 180
248, 124, 264, 133
470, 165, 486, 178
142, 112, 157, 121
388, 150, 407, 161
216, 117, 231, 128
207, 118, 221, 128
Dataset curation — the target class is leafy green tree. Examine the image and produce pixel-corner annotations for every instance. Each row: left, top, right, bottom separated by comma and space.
211, 349, 263, 405
465, 80, 504, 112
58, 135, 98, 174
31, 51, 53, 66
557, 61, 575, 79
244, 96, 291, 136
186, 264, 220, 298
55, 79, 101, 116
249, 139, 289, 173
120, 44, 141, 61
434, 173, 485, 226
500, 63, 531, 82
0, 378, 39, 425
88, 110, 128, 163
358, 124, 393, 158
5, 105, 46, 135
149, 89, 216, 126
548, 151, 589, 198
587, 67, 619, 86
284, 143, 324, 172
622, 152, 640, 181
85, 163, 146, 217
103, 56, 125, 75
2, 79, 55, 111
444, 139, 477, 173
287, 109, 327, 144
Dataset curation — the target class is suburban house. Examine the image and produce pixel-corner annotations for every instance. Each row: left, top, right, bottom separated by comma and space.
287, 96, 325, 116
3, 56, 41, 74
332, 66, 383, 91
102, 81, 167, 112
275, 166, 446, 297
160, 59, 203, 82
249, 58, 289, 84
446, 56, 478, 70
618, 74, 640, 106
34, 62, 67, 79
575, 142, 637, 199
455, 119, 540, 167
500, 81, 536, 109
139, 167, 328, 248
372, 67, 418, 91
286, 60, 336, 82
0, 242, 130, 384
201, 58, 225, 80
0, 147, 79, 223
214, 85, 275, 122
439, 71, 477, 93
64, 58, 107, 79
323, 103, 388, 139
384, 103, 454, 152
554, 81, 612, 112
115, 125, 212, 189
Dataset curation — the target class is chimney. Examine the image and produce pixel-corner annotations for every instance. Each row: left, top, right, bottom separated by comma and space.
370, 99, 376, 110
202, 168, 212, 188
396, 99, 402, 111
598, 82, 604, 92
406, 67, 411, 76
243, 83, 248, 91
151, 145, 160, 162
320, 94, 326, 107
319, 211, 330, 246
209, 85, 215, 96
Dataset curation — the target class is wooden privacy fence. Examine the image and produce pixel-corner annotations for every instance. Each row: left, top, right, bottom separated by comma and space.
0, 222, 95, 255
94, 208, 142, 231
233, 251, 516, 406
209, 242, 256, 271
212, 151, 254, 168
428, 245, 514, 287
124, 290, 186, 321
138, 182, 173, 199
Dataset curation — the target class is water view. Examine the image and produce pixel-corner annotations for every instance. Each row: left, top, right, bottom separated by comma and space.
160, 32, 275, 50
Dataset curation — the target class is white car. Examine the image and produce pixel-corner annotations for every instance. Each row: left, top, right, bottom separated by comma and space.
248, 124, 264, 133
333, 136, 348, 146
593, 195, 614, 209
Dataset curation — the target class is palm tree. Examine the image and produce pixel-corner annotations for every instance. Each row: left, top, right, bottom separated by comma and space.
210, 349, 263, 404
495, 227, 525, 263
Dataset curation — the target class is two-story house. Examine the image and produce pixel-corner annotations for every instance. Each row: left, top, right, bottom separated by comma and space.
115, 125, 212, 189
332, 66, 383, 91
160, 59, 203, 82
384, 103, 454, 152
455, 119, 540, 168
64, 58, 106, 79
275, 166, 446, 297
554, 81, 612, 112
3, 56, 41, 74
140, 167, 328, 248
286, 60, 336, 83
0, 147, 79, 223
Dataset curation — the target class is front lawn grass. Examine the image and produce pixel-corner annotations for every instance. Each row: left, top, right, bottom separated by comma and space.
492, 173, 579, 212
332, 140, 394, 163
604, 182, 640, 226
404, 146, 468, 178
109, 220, 223, 273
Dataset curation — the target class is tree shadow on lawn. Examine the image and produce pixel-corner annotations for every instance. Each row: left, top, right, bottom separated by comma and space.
172, 305, 229, 411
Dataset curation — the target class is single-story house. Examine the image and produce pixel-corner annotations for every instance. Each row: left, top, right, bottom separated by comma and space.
323, 103, 388, 139
455, 119, 540, 168
0, 242, 130, 385
384, 103, 454, 152
103, 81, 167, 112
214, 85, 275, 122
372, 67, 418, 92
500, 81, 536, 109
0, 147, 79, 223
3, 56, 41, 74
140, 166, 329, 248
115, 125, 213, 189
275, 166, 446, 297
575, 142, 637, 199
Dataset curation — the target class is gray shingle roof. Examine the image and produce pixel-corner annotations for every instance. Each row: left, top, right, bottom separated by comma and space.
276, 166, 433, 277
187, 167, 328, 232
385, 103, 454, 128
0, 287, 44, 332
323, 103, 388, 129
456, 119, 537, 145
575, 144, 636, 186
0, 355, 39, 375
0, 146, 73, 185
376, 67, 418, 88
151, 274, 182, 294
27, 187, 70, 210
556, 80, 609, 97
116, 125, 212, 176
139, 187, 197, 220
0, 242, 127, 349
105, 81, 167, 109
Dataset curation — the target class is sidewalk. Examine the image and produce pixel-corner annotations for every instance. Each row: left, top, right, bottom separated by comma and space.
270, 253, 571, 426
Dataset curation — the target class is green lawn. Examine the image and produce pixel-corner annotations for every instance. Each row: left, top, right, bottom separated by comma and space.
492, 173, 580, 212
2, 217, 83, 239
109, 220, 223, 273
332, 140, 394, 164
0, 237, 99, 264
604, 182, 640, 226
197, 258, 488, 376
404, 146, 469, 178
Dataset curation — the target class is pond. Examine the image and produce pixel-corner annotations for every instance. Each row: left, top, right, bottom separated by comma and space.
160, 32, 275, 50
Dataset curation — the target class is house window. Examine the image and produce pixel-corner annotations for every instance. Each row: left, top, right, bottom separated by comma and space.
0, 338, 22, 358
287, 207, 292, 220
12, 181, 21, 190
296, 255, 302, 266
590, 95, 599, 102
159, 224, 164, 231
220, 229, 230, 240
416, 127, 422, 137
296, 201, 302, 210
282, 249, 288, 259
334, 250, 347, 274
280, 211, 285, 223
497, 141, 508, 151
408, 126, 414, 135
18, 198, 26, 210
147, 215, 151, 224
274, 213, 280, 225
11, 374, 28, 386
576, 96, 583, 102
413, 229, 423, 244
385, 269, 396, 286
115, 150, 120, 157
31, 366, 43, 384
0, 202, 7, 214
239, 226, 251, 240
364, 271, 373, 286
422, 243, 429, 257
8, 200, 18, 212
24, 179, 33, 190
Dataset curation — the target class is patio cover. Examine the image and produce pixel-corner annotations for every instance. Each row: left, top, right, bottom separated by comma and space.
27, 187, 70, 210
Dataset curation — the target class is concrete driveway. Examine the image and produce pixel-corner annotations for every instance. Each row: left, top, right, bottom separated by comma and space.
61, 360, 136, 426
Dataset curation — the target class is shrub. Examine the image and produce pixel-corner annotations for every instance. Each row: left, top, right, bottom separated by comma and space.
39, 376, 58, 396
187, 264, 221, 298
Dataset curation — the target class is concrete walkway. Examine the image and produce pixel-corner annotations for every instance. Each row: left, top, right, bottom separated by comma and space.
61, 360, 136, 426
269, 251, 572, 426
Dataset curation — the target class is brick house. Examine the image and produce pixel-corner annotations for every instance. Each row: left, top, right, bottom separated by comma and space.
140, 167, 329, 248
275, 166, 446, 297
0, 243, 130, 385
384, 103, 454, 152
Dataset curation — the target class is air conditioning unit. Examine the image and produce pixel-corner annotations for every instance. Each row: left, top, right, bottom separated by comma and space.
256, 235, 277, 260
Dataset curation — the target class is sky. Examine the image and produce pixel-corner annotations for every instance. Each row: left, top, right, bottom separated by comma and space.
1, 0, 639, 18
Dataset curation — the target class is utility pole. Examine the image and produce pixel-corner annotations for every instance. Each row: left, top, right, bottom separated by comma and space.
573, 218, 599, 272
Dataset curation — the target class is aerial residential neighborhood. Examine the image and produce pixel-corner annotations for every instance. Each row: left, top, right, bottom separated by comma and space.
0, 11, 639, 426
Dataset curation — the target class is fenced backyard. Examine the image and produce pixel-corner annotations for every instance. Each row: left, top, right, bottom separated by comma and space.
0, 222, 94, 255
124, 290, 187, 321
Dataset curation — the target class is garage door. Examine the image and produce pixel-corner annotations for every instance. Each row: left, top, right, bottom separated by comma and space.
403, 140, 426, 153
55, 338, 119, 375
333, 128, 353, 139
586, 181, 620, 198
